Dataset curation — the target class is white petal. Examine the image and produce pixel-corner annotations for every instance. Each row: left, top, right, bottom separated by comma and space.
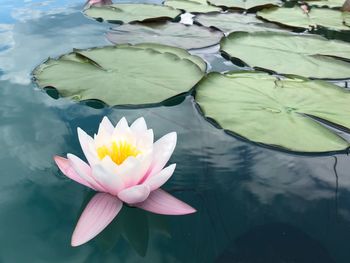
116, 152, 152, 188
135, 129, 154, 151
118, 184, 150, 204
98, 116, 114, 135
92, 156, 124, 195
77, 127, 97, 165
130, 117, 147, 134
143, 164, 176, 191
148, 132, 177, 177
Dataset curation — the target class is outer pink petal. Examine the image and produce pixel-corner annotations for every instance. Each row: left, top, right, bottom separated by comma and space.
71, 193, 122, 247
54, 156, 94, 190
118, 185, 150, 205
135, 189, 196, 215
77, 127, 97, 166
67, 154, 106, 192
147, 132, 177, 178
143, 164, 176, 191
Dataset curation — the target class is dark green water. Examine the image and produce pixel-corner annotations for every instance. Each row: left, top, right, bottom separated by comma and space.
1, 1, 350, 262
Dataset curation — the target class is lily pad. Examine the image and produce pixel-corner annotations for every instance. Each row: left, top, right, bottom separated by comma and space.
33, 44, 204, 106
164, 0, 222, 13
207, 0, 281, 10
221, 31, 350, 79
303, 0, 344, 8
195, 71, 350, 152
194, 12, 286, 33
258, 6, 350, 31
84, 4, 182, 24
107, 22, 224, 50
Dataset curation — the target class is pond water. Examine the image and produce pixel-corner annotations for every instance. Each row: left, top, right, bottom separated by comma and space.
1, 1, 350, 262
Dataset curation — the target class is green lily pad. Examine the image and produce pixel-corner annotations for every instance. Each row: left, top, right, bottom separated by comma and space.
221, 31, 350, 79
107, 22, 224, 50
195, 71, 350, 152
258, 6, 350, 31
303, 0, 344, 8
33, 44, 205, 106
207, 0, 281, 10
84, 4, 182, 24
194, 12, 286, 33
164, 0, 222, 13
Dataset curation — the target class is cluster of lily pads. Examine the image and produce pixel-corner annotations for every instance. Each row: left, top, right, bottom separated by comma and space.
33, 0, 350, 153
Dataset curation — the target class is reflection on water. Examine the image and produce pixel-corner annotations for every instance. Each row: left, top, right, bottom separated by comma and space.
1, 0, 350, 262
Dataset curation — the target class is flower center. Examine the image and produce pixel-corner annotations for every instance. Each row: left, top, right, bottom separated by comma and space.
97, 141, 140, 165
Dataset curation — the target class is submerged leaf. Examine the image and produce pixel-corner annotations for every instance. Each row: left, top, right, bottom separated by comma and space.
84, 4, 182, 24
258, 6, 350, 31
221, 31, 350, 79
33, 44, 205, 106
107, 22, 223, 50
195, 72, 350, 152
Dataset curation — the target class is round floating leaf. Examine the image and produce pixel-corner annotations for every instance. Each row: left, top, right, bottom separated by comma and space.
107, 22, 224, 50
33, 45, 205, 106
258, 6, 350, 31
84, 4, 182, 24
164, 0, 222, 13
194, 12, 286, 33
207, 0, 281, 10
303, 0, 344, 8
221, 31, 350, 79
195, 71, 350, 152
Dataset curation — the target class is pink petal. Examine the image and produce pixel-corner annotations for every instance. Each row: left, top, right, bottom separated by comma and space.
143, 164, 176, 191
118, 185, 150, 204
135, 189, 196, 215
147, 132, 177, 178
71, 193, 122, 247
54, 156, 94, 190
67, 154, 106, 192
77, 127, 97, 166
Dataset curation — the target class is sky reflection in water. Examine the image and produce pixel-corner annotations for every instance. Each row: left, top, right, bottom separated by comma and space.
0, 1, 350, 262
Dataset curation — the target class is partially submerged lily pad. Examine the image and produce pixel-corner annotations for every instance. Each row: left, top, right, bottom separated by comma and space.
107, 22, 224, 50
258, 6, 350, 31
194, 12, 286, 33
84, 4, 182, 24
164, 0, 222, 13
207, 0, 281, 10
221, 31, 350, 79
195, 71, 350, 152
33, 44, 205, 106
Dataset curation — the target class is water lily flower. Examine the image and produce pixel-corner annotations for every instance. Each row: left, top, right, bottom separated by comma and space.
85, 0, 113, 7
54, 117, 196, 246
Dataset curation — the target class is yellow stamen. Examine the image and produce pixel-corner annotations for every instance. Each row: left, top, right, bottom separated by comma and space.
97, 141, 140, 165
